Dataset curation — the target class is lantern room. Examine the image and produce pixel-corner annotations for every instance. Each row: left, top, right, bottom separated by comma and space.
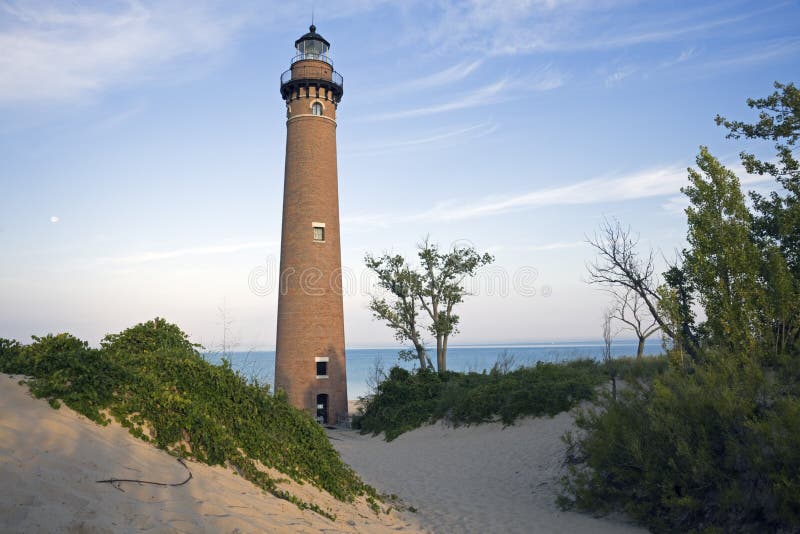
294, 25, 331, 64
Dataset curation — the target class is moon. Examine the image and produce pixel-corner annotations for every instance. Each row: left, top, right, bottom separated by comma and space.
50, 216, 59, 223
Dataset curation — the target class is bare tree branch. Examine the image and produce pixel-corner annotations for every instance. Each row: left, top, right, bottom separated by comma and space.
608, 288, 661, 358
586, 218, 676, 349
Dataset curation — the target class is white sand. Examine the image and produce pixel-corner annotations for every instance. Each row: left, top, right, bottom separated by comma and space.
330, 411, 649, 534
1, 372, 649, 533
0, 374, 422, 533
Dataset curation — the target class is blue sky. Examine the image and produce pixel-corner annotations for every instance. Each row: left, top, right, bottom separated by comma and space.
1, 0, 798, 350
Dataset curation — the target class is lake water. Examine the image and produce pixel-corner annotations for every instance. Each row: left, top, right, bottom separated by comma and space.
204, 339, 664, 399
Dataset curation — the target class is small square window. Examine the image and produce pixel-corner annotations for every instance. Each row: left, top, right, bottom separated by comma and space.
316, 361, 328, 377
313, 226, 325, 242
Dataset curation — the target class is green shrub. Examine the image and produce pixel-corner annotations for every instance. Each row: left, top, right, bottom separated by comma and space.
0, 338, 23, 373
560, 352, 800, 532
101, 317, 201, 355
356, 359, 608, 440
0, 320, 376, 517
1, 333, 126, 423
604, 354, 670, 383
356, 367, 443, 440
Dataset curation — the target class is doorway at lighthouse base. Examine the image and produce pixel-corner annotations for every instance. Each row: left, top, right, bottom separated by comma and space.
315, 393, 330, 424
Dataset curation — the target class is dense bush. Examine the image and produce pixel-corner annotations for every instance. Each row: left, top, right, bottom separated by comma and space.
560, 353, 800, 532
356, 366, 444, 440
356, 359, 612, 440
0, 319, 376, 518
559, 82, 800, 532
1, 333, 124, 413
101, 317, 201, 354
609, 354, 671, 383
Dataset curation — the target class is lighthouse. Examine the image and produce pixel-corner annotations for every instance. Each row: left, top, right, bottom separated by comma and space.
275, 25, 347, 424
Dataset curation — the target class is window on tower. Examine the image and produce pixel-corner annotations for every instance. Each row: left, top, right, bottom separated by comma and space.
315, 357, 329, 378
312, 223, 325, 242
311, 102, 323, 116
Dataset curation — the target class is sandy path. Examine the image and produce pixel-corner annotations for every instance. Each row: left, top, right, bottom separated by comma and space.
0, 374, 422, 533
330, 412, 648, 534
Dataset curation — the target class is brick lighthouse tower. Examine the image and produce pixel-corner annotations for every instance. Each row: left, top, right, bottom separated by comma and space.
275, 25, 347, 424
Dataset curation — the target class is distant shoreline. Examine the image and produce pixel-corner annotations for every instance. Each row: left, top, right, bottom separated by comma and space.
205, 338, 659, 353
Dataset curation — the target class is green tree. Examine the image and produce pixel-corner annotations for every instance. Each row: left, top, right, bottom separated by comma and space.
682, 147, 767, 357
661, 265, 696, 346
364, 253, 430, 370
365, 238, 493, 373
716, 81, 800, 354
658, 264, 697, 367
716, 82, 798, 259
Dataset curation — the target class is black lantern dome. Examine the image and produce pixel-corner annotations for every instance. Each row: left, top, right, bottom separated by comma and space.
294, 25, 330, 63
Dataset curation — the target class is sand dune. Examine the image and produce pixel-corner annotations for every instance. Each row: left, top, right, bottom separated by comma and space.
330, 413, 648, 534
0, 374, 421, 533
1, 372, 647, 533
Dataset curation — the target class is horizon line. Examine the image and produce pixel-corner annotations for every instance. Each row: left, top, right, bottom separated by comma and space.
203, 339, 661, 353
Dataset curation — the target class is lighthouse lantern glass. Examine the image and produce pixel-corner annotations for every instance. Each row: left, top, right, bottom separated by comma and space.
298, 39, 328, 60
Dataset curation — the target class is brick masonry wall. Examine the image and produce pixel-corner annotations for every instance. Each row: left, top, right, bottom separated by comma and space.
275, 59, 348, 423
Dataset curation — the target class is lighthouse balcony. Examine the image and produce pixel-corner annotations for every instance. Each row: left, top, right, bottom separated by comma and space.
280, 67, 343, 102
281, 67, 343, 88
291, 52, 332, 66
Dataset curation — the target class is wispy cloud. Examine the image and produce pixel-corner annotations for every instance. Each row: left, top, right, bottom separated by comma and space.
345, 159, 775, 226
661, 195, 689, 215
0, 1, 250, 103
604, 65, 636, 87
362, 63, 563, 122
343, 165, 686, 227
528, 63, 566, 90
421, 1, 788, 56
361, 78, 510, 121
697, 37, 800, 70
660, 47, 697, 68
426, 161, 774, 222
528, 241, 584, 251
99, 240, 275, 265
604, 33, 796, 88
424, 166, 693, 222
399, 60, 483, 91
346, 120, 497, 155
92, 102, 147, 131
582, 9, 770, 50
